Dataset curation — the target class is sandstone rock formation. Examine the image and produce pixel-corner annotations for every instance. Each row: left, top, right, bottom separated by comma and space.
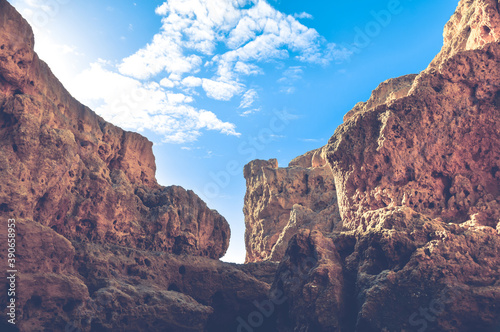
0, 219, 274, 331
272, 208, 500, 331
343, 74, 417, 122
0, 0, 229, 259
265, 0, 500, 330
0, 1, 276, 331
326, 4, 500, 229
1, 0, 500, 330
243, 152, 341, 263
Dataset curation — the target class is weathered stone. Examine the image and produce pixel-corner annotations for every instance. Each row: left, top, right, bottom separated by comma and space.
266, 0, 500, 331
0, 0, 229, 260
0, 219, 273, 331
243, 0, 500, 331
343, 74, 418, 122
243, 156, 341, 263
272, 207, 500, 331
272, 229, 346, 332
0, 1, 271, 331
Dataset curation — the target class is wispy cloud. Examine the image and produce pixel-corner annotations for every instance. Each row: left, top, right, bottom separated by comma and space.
240, 107, 261, 117
293, 12, 313, 20
239, 89, 258, 109
278, 66, 303, 94
300, 138, 325, 143
278, 66, 303, 83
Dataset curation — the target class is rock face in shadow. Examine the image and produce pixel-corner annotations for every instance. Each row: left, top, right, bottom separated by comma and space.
0, 1, 274, 331
243, 152, 341, 263
0, 219, 274, 332
272, 208, 500, 331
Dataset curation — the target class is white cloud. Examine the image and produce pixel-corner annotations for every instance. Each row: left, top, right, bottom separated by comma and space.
280, 86, 296, 94
167, 92, 194, 104
201, 79, 243, 101
18, 0, 349, 144
118, 34, 203, 79
301, 138, 324, 143
239, 89, 258, 109
121, 0, 348, 84
79, 0, 347, 142
278, 66, 303, 83
160, 78, 176, 88
240, 107, 261, 117
234, 61, 263, 75
182, 76, 203, 88
277, 66, 303, 94
69, 62, 239, 143
293, 12, 313, 20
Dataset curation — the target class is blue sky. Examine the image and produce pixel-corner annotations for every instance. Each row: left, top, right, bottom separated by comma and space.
9, 0, 458, 263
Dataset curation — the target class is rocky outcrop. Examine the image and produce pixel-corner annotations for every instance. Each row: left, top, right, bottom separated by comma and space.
2, 0, 500, 330
428, 0, 500, 70
272, 208, 500, 331
326, 8, 500, 230
272, 229, 347, 331
343, 74, 417, 122
243, 152, 341, 263
0, 219, 274, 331
0, 0, 229, 259
0, 1, 275, 331
265, 0, 500, 330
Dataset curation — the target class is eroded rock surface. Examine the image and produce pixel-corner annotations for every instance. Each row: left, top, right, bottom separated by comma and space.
326, 15, 500, 230
1, 0, 500, 331
0, 1, 274, 331
244, 0, 500, 331
272, 207, 500, 331
0, 219, 274, 331
0, 0, 229, 259
265, 0, 500, 331
243, 153, 341, 263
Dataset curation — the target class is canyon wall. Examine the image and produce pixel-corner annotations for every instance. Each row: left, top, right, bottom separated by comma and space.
1, 0, 499, 330
245, 0, 500, 330
0, 1, 275, 331
0, 0, 229, 260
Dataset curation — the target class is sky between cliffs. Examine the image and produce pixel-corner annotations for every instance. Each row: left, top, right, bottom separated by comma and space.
10, 0, 458, 263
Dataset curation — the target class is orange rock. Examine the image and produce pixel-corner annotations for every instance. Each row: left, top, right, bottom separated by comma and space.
0, 0, 229, 260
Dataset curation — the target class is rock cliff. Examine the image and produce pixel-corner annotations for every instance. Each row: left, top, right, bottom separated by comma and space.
1, 0, 500, 331
0, 0, 229, 259
243, 151, 341, 263
0, 1, 276, 331
1, 219, 274, 331
246, 0, 500, 330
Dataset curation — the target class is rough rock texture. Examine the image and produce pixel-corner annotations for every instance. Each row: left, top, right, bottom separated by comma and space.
2, 0, 500, 331
0, 1, 276, 331
243, 153, 341, 263
272, 208, 500, 331
0, 219, 275, 332
272, 229, 346, 331
343, 74, 418, 122
0, 0, 229, 259
326, 10, 500, 230
428, 0, 500, 70
265, 0, 500, 331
